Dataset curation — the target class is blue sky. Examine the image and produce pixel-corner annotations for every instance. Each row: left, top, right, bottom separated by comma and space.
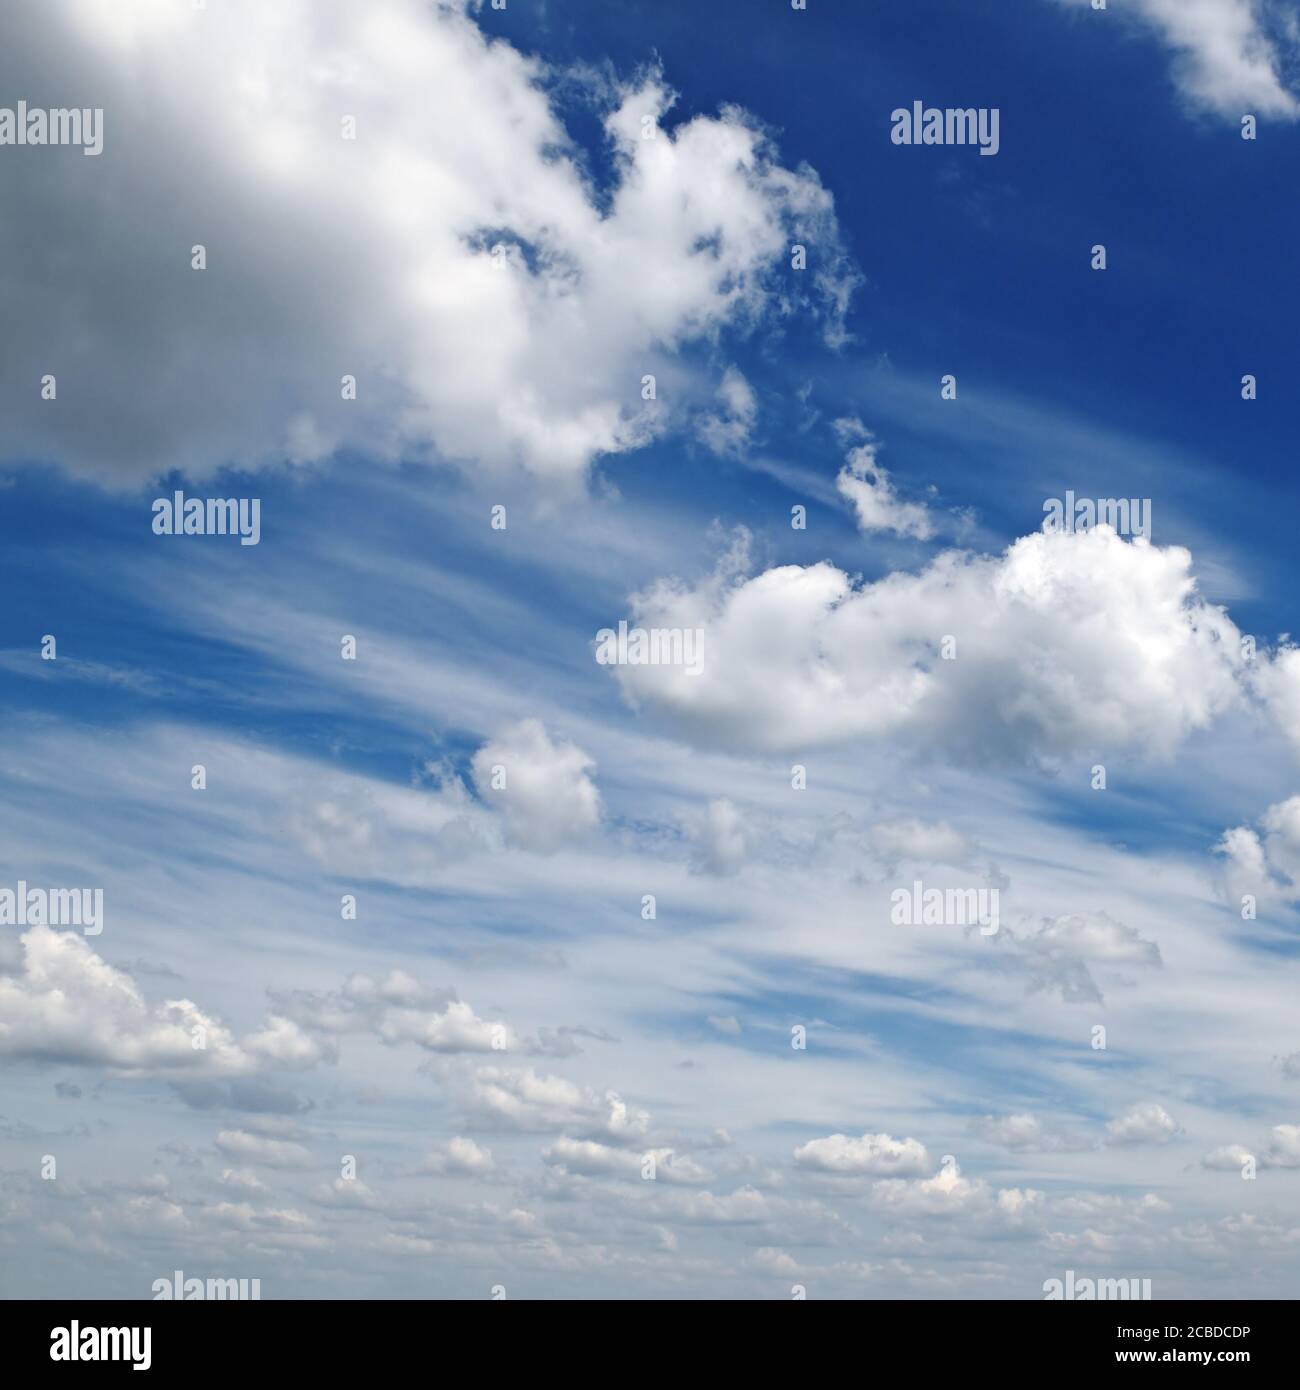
3, 0, 1300, 1299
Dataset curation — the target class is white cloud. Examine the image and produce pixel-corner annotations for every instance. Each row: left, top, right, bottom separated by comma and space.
1255, 648, 1300, 756
1204, 1124, 1300, 1171
243, 1014, 337, 1069
794, 1131, 931, 1176
1216, 794, 1300, 913
1053, 1192, 1171, 1222
609, 526, 1243, 762
650, 1184, 776, 1225
288, 772, 495, 877
0, 0, 852, 486
421, 1136, 495, 1177
1056, 0, 1298, 118
542, 1137, 711, 1185
870, 818, 975, 866
1261, 1124, 1300, 1167
0, 926, 251, 1075
273, 970, 517, 1054
1020, 912, 1163, 983
871, 1160, 1044, 1227
1202, 1143, 1255, 1171
312, 1179, 381, 1210
210, 1201, 316, 1235
217, 1168, 270, 1195
1258, 796, 1300, 882
751, 1247, 803, 1276
693, 798, 749, 876
386, 999, 513, 1053
698, 367, 758, 458
456, 1064, 651, 1139
836, 437, 934, 540
1105, 1102, 1182, 1146
472, 720, 602, 853
214, 1129, 313, 1169
1033, 913, 1161, 966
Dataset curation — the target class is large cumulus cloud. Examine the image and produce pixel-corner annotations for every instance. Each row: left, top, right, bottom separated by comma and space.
606, 525, 1244, 764
0, 0, 852, 487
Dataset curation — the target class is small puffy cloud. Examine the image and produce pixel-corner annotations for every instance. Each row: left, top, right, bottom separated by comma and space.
1216, 795, 1300, 913
472, 720, 602, 853
0, 930, 489, 1091
693, 798, 749, 876
1105, 1103, 1182, 1147
288, 773, 495, 877
1262, 1124, 1300, 1168
1256, 796, 1300, 877
650, 1184, 776, 1225
272, 971, 517, 1055
542, 1137, 711, 1185
699, 367, 758, 458
647, 1150, 716, 1185
1202, 1143, 1255, 1172
214, 1129, 313, 1170
751, 1247, 803, 1276
1204, 1125, 1300, 1172
1053, 1191, 1171, 1223
210, 1201, 316, 1235
871, 1160, 1043, 1228
706, 1014, 742, 1036
608, 527, 1243, 763
793, 1131, 930, 1177
836, 436, 934, 540
243, 1015, 337, 1070
312, 1178, 381, 1210
1026, 913, 1162, 967
99, 1193, 192, 1238
217, 1168, 270, 1195
995, 1187, 1046, 1223
457, 1064, 651, 1139
1013, 912, 1162, 1004
870, 818, 975, 867
1217, 823, 1272, 908
421, 1136, 495, 1177
384, 999, 513, 1053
